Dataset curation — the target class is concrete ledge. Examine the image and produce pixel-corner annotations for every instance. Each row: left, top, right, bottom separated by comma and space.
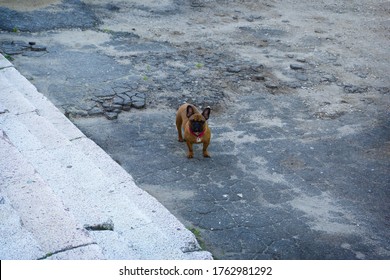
0, 66, 84, 140
0, 130, 104, 260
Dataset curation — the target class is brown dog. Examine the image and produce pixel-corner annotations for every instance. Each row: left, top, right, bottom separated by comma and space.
176, 103, 211, 158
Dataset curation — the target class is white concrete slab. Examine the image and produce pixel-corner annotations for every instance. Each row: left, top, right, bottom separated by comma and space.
0, 191, 44, 260
0, 66, 84, 140
0, 129, 105, 259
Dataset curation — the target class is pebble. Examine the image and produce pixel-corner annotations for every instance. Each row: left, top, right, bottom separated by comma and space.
343, 85, 368, 93
250, 64, 264, 72
131, 94, 146, 109
251, 75, 265, 81
265, 81, 278, 89
104, 112, 118, 120
321, 74, 337, 83
227, 66, 242, 73
131, 100, 145, 109
290, 64, 304, 70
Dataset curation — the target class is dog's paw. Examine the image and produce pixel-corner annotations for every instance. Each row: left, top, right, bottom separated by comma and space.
203, 151, 211, 158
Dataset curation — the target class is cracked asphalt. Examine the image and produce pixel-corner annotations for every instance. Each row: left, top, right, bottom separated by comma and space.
1, 0, 389, 259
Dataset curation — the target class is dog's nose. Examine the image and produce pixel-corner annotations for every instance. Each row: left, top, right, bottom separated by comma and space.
192, 122, 203, 132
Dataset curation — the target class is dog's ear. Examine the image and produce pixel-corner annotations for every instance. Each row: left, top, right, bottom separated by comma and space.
202, 107, 211, 120
186, 105, 195, 118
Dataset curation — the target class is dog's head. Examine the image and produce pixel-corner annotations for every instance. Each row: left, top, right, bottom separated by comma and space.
186, 105, 211, 134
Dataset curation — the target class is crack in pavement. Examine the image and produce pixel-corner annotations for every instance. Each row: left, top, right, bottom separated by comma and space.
37, 242, 99, 260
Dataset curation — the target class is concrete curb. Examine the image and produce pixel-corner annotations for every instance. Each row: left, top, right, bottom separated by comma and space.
0, 54, 212, 260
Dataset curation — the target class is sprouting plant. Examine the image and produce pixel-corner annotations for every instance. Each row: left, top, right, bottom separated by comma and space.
4, 54, 14, 61
188, 227, 206, 250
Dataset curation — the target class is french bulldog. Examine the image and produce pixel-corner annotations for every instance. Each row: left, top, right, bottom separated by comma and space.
176, 103, 211, 158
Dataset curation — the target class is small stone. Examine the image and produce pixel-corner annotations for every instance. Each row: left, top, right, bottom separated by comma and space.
290, 64, 304, 70
132, 100, 145, 109
250, 64, 264, 72
131, 94, 146, 109
104, 112, 118, 120
122, 105, 132, 111
314, 29, 325, 34
321, 74, 336, 83
136, 92, 146, 99
265, 81, 278, 89
251, 75, 265, 81
343, 85, 367, 93
30, 45, 47, 52
227, 66, 241, 73
191, 0, 205, 7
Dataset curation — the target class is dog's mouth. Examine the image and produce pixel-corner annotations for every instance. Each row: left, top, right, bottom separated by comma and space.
191, 121, 204, 133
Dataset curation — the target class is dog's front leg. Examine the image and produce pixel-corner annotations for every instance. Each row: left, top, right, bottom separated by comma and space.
202, 141, 210, 158
186, 141, 194, 158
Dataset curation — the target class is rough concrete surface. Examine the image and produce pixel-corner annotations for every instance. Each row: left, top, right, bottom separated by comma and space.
0, 0, 389, 259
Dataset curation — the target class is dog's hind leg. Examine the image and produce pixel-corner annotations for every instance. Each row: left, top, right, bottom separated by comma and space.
176, 113, 184, 142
